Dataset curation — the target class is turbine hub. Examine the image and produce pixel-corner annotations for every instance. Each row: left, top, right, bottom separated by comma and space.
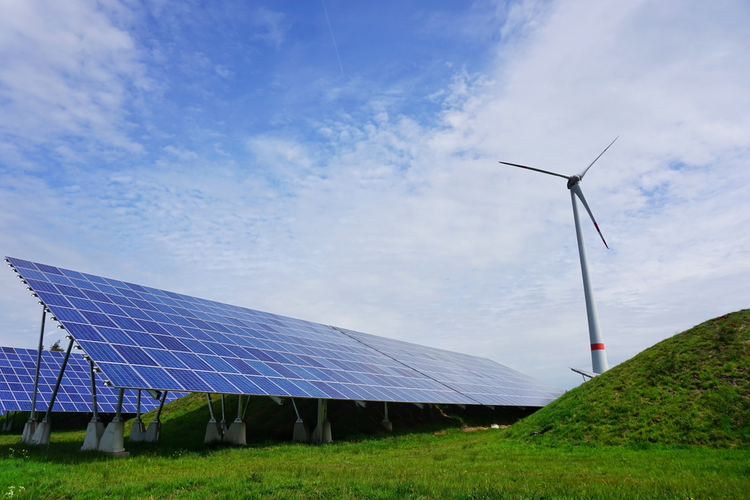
566, 174, 581, 190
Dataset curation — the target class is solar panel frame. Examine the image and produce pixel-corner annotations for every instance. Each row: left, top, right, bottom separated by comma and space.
6, 257, 563, 407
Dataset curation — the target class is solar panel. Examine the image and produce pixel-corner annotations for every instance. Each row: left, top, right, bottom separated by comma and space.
5, 257, 563, 406
335, 327, 563, 406
0, 346, 182, 413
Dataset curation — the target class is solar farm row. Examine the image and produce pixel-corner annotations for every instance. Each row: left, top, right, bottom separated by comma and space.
7, 257, 563, 407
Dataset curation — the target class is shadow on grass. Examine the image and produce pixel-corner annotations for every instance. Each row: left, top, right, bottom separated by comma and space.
1, 396, 537, 462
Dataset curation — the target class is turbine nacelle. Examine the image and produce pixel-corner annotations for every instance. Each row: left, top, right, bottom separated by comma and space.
499, 136, 617, 250
566, 174, 581, 190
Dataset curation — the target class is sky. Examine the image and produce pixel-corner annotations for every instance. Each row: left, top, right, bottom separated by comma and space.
1, 0, 749, 390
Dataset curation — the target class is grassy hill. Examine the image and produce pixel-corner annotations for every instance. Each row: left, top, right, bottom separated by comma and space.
505, 309, 750, 447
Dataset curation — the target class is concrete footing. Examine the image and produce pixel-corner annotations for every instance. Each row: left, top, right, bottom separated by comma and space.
21, 421, 36, 444
292, 419, 309, 442
144, 421, 161, 442
81, 421, 105, 451
31, 420, 51, 446
98, 421, 129, 457
204, 419, 224, 444
311, 420, 332, 444
129, 420, 146, 442
381, 419, 393, 432
224, 419, 246, 445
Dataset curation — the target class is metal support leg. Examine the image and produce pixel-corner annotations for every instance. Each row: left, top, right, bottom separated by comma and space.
225, 394, 247, 446
129, 390, 146, 442
31, 336, 73, 445
81, 358, 105, 450
291, 398, 309, 442
204, 393, 224, 443
219, 394, 227, 434
2, 412, 15, 433
22, 309, 46, 443
143, 391, 167, 442
382, 401, 393, 432
311, 399, 331, 444
98, 388, 128, 456
242, 395, 251, 420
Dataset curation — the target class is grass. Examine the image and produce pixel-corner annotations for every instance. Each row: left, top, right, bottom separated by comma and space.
1, 309, 749, 498
1, 428, 749, 499
505, 309, 750, 447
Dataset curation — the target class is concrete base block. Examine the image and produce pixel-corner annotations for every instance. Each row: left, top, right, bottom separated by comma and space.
81, 421, 105, 451
21, 421, 36, 444
144, 421, 161, 443
381, 419, 393, 432
292, 419, 309, 443
311, 420, 332, 444
31, 420, 51, 446
129, 420, 146, 443
98, 421, 126, 455
204, 420, 224, 444
224, 420, 246, 445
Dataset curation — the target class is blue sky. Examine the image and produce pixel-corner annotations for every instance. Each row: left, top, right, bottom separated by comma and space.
2, 0, 750, 389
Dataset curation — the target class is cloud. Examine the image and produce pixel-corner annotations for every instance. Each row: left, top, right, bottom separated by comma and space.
0, 0, 148, 158
163, 145, 198, 161
1, 0, 749, 391
250, 7, 288, 48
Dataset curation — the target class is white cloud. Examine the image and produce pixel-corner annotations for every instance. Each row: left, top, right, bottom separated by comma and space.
250, 7, 288, 48
1, 0, 749, 392
0, 0, 148, 156
163, 145, 198, 161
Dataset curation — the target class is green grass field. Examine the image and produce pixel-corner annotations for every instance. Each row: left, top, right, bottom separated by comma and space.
2, 428, 749, 499
1, 310, 749, 499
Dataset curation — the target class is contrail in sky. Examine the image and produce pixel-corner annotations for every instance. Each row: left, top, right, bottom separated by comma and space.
321, 0, 344, 75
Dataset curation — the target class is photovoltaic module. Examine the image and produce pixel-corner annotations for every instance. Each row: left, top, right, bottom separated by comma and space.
6, 257, 563, 407
0, 346, 182, 413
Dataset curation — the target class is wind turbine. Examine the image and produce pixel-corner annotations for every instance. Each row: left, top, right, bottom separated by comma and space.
500, 137, 617, 374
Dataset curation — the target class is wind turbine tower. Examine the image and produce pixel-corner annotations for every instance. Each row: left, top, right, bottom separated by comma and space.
500, 138, 617, 374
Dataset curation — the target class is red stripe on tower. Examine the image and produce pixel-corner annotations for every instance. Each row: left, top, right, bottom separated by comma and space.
591, 343, 605, 351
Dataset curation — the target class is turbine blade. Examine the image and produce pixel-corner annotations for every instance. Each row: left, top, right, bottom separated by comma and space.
499, 161, 570, 180
578, 136, 618, 179
571, 184, 609, 249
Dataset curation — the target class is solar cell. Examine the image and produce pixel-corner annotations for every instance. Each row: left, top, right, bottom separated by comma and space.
6, 257, 563, 406
0, 347, 182, 413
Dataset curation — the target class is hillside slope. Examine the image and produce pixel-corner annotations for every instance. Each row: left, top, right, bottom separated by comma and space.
506, 309, 750, 447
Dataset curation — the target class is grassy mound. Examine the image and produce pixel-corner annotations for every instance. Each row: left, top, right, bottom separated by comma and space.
506, 309, 750, 447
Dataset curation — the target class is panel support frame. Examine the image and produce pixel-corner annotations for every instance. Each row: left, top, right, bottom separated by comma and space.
30, 336, 74, 445
21, 308, 46, 443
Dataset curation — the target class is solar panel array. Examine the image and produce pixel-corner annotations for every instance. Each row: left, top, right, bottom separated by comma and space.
0, 347, 180, 413
336, 327, 562, 407
6, 257, 563, 407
